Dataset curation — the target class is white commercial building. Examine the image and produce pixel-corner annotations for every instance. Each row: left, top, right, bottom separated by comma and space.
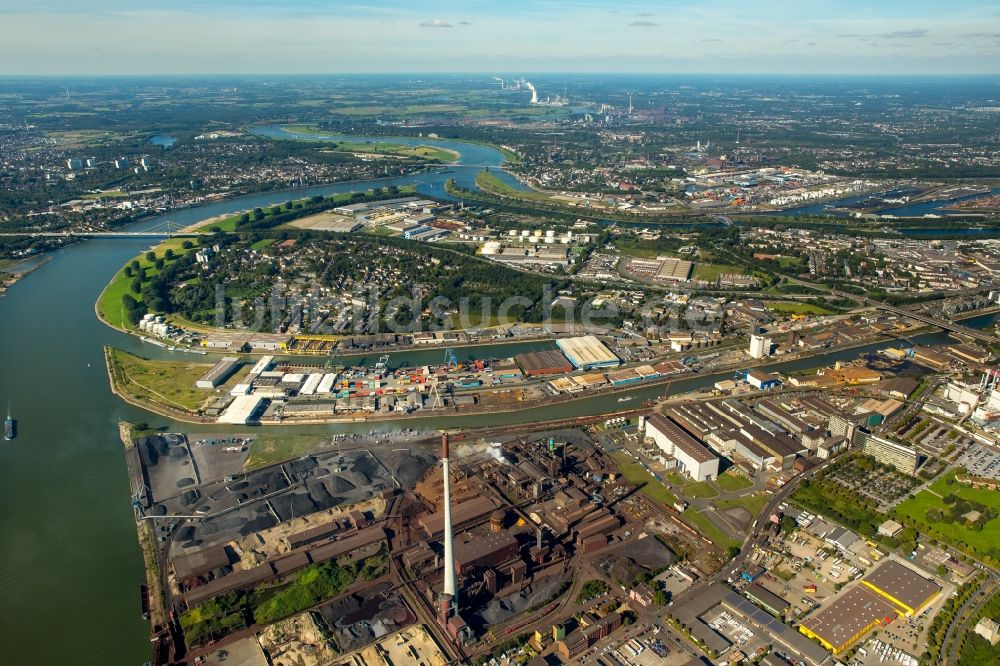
749, 334, 772, 360
640, 413, 720, 481
218, 395, 265, 425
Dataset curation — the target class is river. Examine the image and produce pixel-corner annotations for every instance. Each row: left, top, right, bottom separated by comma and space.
0, 134, 996, 664
775, 186, 1000, 220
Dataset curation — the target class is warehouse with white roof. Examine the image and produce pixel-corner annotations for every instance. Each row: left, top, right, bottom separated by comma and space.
555, 335, 620, 370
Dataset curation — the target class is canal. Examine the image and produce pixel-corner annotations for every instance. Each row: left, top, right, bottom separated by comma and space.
0, 134, 996, 664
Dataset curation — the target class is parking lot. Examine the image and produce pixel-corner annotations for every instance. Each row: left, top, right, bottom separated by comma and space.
956, 441, 1000, 479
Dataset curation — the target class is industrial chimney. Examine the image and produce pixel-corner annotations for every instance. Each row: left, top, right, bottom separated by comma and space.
441, 433, 457, 613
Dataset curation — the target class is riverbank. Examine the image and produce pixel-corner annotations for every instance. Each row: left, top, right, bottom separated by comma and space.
119, 421, 167, 629
0, 255, 51, 298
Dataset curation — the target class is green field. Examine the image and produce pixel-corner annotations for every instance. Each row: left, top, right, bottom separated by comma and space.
610, 452, 679, 506
246, 433, 334, 469
764, 300, 836, 316
682, 481, 718, 499
714, 492, 770, 517
693, 263, 747, 282
683, 509, 741, 551
106, 347, 215, 413
894, 469, 1000, 558
716, 473, 753, 493
475, 169, 552, 202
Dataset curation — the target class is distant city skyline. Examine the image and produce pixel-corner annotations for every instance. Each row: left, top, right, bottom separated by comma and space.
1, 0, 999, 75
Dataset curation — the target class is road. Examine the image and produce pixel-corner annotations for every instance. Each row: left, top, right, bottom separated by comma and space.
668, 456, 835, 610
938, 574, 1000, 666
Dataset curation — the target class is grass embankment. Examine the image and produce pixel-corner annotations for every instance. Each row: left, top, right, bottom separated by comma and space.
106, 347, 215, 414
895, 469, 1000, 561
180, 548, 388, 646
96, 237, 194, 329
764, 300, 836, 316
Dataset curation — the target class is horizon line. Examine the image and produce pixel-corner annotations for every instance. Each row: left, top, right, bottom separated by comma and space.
2, 71, 1000, 78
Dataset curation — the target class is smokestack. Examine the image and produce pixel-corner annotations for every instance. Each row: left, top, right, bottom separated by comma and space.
441, 433, 457, 607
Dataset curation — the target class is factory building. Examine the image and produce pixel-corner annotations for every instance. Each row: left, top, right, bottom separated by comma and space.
419, 495, 499, 539
556, 335, 620, 370
454, 532, 519, 575
218, 395, 265, 425
640, 413, 719, 481
195, 357, 241, 389
746, 370, 782, 390
514, 349, 574, 377
743, 582, 790, 617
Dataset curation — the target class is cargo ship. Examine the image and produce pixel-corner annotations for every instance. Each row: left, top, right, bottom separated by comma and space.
4, 416, 15, 441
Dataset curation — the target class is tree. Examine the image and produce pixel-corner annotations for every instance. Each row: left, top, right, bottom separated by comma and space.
130, 279, 142, 294
123, 265, 133, 278
121, 294, 146, 324
181, 240, 194, 249
164, 248, 175, 260
145, 251, 156, 262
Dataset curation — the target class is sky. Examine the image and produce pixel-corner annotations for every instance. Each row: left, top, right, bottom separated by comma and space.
1, 0, 999, 75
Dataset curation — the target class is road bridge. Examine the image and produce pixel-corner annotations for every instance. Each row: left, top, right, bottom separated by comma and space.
873, 302, 1000, 343
0, 231, 198, 239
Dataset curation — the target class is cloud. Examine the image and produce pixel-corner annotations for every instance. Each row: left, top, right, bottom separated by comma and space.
419, 19, 452, 28
701, 37, 722, 42
636, 12, 654, 17
629, 20, 658, 27
458, 20, 472, 26
880, 29, 928, 39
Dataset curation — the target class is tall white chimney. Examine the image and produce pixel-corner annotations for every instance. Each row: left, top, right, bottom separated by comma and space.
441, 433, 457, 605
